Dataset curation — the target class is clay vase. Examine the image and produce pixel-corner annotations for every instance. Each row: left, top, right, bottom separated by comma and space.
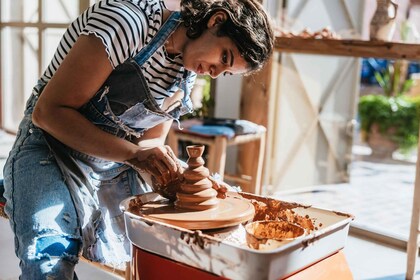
366, 123, 399, 159
175, 145, 219, 211
370, 0, 398, 41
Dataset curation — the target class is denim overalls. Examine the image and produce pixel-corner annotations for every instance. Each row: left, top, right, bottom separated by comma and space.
3, 11, 192, 279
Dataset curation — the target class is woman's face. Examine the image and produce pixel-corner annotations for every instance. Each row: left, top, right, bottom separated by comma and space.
181, 13, 249, 78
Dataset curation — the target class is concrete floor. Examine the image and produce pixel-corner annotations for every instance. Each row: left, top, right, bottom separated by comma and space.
274, 159, 416, 248
0, 130, 419, 279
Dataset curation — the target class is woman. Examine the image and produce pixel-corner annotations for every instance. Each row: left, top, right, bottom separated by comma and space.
2, 0, 274, 278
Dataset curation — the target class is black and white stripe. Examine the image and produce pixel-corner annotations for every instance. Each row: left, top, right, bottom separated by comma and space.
40, 0, 195, 107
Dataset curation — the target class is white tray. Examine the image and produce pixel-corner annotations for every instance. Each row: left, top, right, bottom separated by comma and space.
120, 192, 354, 280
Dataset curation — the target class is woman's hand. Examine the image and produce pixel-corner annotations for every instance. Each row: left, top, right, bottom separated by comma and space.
125, 145, 184, 200
208, 176, 229, 199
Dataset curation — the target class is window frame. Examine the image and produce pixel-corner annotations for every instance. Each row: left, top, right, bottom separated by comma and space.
0, 0, 91, 131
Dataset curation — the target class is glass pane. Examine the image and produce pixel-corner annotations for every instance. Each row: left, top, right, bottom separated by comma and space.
1, 27, 39, 132
1, 0, 38, 22
43, 28, 66, 71
43, 0, 79, 23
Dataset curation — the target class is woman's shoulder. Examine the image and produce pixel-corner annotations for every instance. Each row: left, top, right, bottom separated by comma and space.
136, 0, 166, 14
90, 0, 164, 20
90, 0, 166, 39
135, 0, 167, 35
82, 0, 166, 66
95, 0, 165, 19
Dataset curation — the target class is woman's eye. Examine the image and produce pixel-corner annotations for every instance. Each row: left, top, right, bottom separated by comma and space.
223, 72, 233, 77
222, 51, 228, 64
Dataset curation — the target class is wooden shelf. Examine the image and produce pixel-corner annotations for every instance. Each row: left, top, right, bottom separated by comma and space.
275, 37, 420, 60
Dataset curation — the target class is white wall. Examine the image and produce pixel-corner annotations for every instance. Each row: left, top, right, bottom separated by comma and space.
213, 75, 242, 174
214, 75, 242, 119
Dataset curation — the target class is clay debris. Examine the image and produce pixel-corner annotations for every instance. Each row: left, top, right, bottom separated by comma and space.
240, 194, 315, 232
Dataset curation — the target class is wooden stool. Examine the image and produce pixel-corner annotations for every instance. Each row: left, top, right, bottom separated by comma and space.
80, 257, 130, 280
167, 119, 266, 194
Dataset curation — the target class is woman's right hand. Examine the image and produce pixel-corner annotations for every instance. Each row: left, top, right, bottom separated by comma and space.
125, 145, 184, 200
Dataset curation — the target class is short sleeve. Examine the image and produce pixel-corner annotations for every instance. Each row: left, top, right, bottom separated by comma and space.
81, 1, 150, 68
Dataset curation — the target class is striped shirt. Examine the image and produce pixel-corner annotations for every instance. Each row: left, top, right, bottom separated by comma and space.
40, 0, 196, 107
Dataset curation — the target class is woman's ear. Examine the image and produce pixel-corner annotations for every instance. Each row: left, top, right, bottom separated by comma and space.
207, 11, 228, 28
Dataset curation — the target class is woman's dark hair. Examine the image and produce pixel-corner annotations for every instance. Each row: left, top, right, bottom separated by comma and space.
180, 0, 275, 73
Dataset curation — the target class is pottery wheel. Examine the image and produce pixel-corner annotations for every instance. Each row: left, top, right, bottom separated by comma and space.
137, 195, 255, 230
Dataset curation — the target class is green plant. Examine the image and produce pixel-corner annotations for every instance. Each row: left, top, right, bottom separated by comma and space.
196, 75, 213, 118
181, 76, 214, 120
358, 60, 417, 153
374, 60, 414, 97
358, 95, 420, 152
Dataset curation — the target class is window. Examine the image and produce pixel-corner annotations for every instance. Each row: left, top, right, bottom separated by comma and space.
0, 0, 96, 132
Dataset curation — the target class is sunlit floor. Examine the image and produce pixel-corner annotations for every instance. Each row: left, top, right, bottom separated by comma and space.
271, 145, 420, 279
273, 159, 416, 246
0, 131, 419, 279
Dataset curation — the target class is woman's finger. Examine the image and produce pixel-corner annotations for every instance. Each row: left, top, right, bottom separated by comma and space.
153, 146, 178, 183
153, 157, 172, 185
163, 154, 178, 174
165, 145, 183, 182
140, 157, 165, 185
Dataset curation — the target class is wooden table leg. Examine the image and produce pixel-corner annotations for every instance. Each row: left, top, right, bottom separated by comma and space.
250, 132, 265, 195
406, 131, 420, 279
207, 136, 227, 178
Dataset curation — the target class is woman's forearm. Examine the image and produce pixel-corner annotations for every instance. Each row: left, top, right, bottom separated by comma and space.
33, 104, 139, 163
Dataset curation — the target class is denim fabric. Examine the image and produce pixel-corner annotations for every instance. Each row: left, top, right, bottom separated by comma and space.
3, 11, 191, 279
80, 11, 193, 138
0, 179, 5, 206
3, 112, 82, 279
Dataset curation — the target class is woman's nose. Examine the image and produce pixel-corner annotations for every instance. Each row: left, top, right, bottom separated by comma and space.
210, 72, 218, 79
209, 66, 222, 79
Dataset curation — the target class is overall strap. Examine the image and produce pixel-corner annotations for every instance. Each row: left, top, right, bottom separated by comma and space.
132, 10, 193, 121
133, 11, 182, 66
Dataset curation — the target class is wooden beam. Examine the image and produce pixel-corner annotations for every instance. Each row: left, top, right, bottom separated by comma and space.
79, 0, 91, 13
0, 22, 70, 28
275, 37, 420, 60
238, 58, 273, 193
